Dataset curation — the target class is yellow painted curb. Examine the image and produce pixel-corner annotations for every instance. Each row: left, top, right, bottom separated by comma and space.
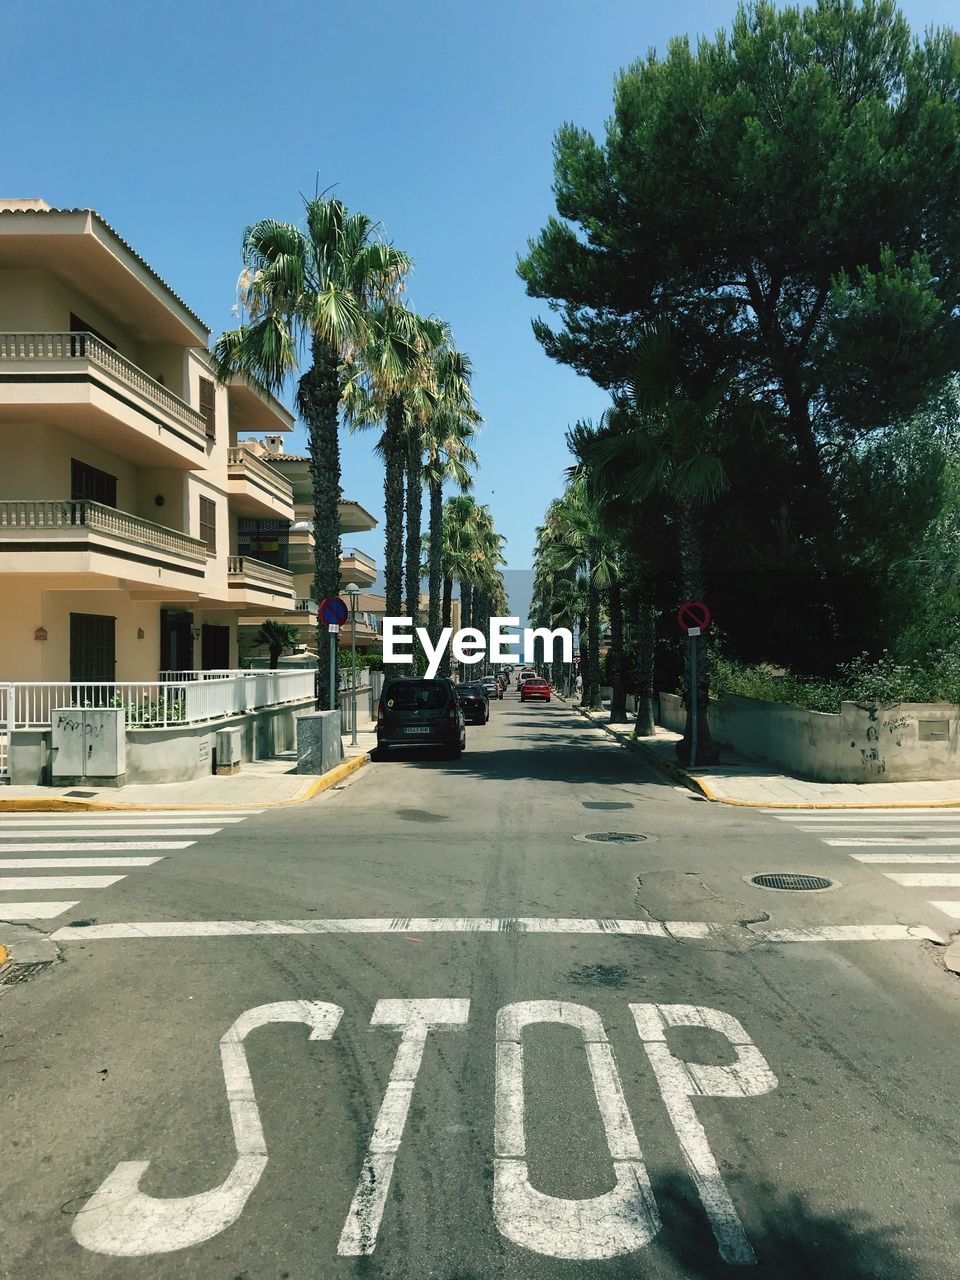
0, 945, 8, 968
0, 753, 370, 813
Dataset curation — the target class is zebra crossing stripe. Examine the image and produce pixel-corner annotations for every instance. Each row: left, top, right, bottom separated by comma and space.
0, 901, 79, 919
884, 873, 960, 887
0, 841, 195, 852
852, 852, 960, 863
929, 901, 960, 920
0, 875, 127, 890
0, 858, 163, 869
0, 828, 222, 839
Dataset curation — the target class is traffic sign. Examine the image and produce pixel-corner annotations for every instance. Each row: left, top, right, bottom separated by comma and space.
319, 596, 349, 627
677, 601, 711, 632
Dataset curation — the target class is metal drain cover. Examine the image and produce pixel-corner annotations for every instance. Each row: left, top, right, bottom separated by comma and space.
751, 873, 833, 892
576, 832, 647, 844
0, 961, 54, 986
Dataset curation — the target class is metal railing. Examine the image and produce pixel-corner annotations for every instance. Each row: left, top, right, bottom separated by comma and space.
227, 555, 295, 589
341, 546, 376, 570
0, 499, 208, 561
0, 333, 208, 441
296, 598, 317, 613
226, 447, 295, 506
1, 669, 315, 730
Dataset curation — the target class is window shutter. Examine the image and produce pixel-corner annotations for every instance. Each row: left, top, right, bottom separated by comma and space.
199, 496, 216, 554
198, 377, 216, 439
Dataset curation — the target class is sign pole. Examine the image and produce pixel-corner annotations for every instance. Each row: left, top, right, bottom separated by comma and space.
329, 629, 336, 712
350, 603, 358, 747
689, 628, 699, 770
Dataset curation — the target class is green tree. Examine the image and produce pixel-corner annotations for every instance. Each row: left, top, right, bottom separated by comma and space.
255, 620, 300, 670
215, 197, 410, 708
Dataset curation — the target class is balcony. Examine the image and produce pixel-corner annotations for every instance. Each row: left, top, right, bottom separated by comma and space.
227, 447, 295, 520
340, 545, 377, 588
0, 498, 208, 591
0, 333, 209, 468
227, 554, 297, 614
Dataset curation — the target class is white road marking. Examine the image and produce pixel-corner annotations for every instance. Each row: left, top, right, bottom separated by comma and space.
0, 841, 195, 853
0, 857, 163, 869
0, 828, 220, 839
0, 817, 239, 827
631, 1003, 777, 1266
884, 873, 960, 886
51, 918, 715, 941
338, 999, 470, 1256
852, 852, 960, 863
763, 808, 960, 818
0, 810, 262, 821
824, 837, 960, 846
758, 924, 943, 942
795, 824, 960, 833
0, 901, 79, 919
493, 1001, 660, 1260
929, 901, 960, 920
0, 875, 127, 890
73, 1000, 342, 1257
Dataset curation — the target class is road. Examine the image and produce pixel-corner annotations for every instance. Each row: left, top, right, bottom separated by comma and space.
1, 693, 959, 1278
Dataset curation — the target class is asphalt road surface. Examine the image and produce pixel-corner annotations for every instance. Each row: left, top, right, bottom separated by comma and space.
1, 694, 959, 1279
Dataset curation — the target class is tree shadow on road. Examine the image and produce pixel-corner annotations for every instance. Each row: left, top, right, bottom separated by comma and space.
380, 737, 673, 788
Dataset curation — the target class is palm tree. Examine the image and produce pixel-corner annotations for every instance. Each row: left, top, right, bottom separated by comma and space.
255, 620, 300, 669
214, 196, 411, 710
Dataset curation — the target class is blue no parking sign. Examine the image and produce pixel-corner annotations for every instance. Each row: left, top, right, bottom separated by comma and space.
318, 596, 349, 627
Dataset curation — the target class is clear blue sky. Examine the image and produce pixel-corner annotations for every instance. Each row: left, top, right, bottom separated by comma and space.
4, 0, 955, 577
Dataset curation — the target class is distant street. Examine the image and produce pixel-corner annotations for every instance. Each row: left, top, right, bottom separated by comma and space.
1, 695, 958, 1278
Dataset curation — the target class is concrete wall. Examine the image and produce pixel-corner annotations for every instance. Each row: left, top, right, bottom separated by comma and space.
8, 699, 314, 785
658, 691, 960, 783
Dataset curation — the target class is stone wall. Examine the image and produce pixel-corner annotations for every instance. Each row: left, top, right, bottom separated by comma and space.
658, 691, 960, 783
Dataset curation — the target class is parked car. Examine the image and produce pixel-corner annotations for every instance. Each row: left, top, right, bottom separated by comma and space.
481, 676, 502, 700
520, 677, 551, 703
457, 683, 490, 724
377, 677, 466, 757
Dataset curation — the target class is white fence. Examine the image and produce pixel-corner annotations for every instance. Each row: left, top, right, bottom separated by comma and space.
0, 669, 315, 732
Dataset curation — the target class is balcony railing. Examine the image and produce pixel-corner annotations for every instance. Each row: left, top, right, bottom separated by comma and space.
0, 333, 208, 442
227, 555, 295, 590
226, 447, 295, 506
0, 500, 208, 561
296, 598, 317, 613
341, 546, 376, 570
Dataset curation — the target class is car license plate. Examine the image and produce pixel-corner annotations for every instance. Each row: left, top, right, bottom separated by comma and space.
405, 726, 431, 734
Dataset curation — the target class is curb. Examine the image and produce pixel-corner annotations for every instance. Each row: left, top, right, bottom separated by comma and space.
575, 709, 960, 810
0, 752, 370, 814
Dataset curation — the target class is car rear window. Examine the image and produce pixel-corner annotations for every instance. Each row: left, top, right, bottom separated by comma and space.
527, 679, 547, 687
383, 681, 448, 710
458, 686, 484, 696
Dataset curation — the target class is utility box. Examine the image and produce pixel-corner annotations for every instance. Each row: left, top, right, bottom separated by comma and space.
215, 727, 242, 775
52, 707, 126, 788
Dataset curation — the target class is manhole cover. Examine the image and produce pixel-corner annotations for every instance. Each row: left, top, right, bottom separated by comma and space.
750, 873, 834, 892
576, 832, 647, 844
65, 790, 97, 798
0, 961, 54, 986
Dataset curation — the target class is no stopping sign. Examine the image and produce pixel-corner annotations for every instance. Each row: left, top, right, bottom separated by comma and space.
677, 601, 711, 633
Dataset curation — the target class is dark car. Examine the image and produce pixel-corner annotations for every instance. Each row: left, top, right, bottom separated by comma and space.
480, 676, 502, 700
520, 677, 551, 703
377, 677, 466, 758
457, 683, 489, 724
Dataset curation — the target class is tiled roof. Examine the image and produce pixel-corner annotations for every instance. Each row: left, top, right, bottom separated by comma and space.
0, 205, 210, 335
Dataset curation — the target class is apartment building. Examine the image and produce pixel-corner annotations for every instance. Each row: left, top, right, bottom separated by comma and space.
0, 200, 299, 682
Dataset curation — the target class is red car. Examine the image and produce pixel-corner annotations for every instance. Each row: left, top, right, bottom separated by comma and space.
520, 677, 551, 703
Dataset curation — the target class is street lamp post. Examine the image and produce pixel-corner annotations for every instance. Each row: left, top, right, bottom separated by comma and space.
344, 583, 360, 747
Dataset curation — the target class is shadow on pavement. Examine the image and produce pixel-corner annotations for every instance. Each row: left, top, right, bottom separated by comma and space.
372, 740, 673, 788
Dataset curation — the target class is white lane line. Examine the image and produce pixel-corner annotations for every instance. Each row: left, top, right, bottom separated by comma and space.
49, 917, 944, 943
930, 901, 960, 920
0, 828, 221, 839
824, 837, 960, 846
758, 924, 943, 943
884, 873, 960, 887
50, 917, 713, 941
852, 852, 960, 863
0, 841, 195, 852
0, 875, 127, 890
0, 857, 163, 869
0, 901, 80, 920
0, 816, 249, 826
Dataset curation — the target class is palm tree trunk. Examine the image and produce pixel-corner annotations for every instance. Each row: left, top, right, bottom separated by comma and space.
634, 599, 656, 735
440, 574, 453, 676
299, 336, 342, 711
586, 568, 602, 709
405, 429, 423, 623
427, 476, 443, 646
608, 575, 629, 722
676, 503, 719, 764
459, 581, 473, 680
383, 397, 406, 620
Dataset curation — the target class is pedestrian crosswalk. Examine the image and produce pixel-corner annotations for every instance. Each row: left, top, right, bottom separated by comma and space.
764, 809, 960, 924
0, 810, 263, 922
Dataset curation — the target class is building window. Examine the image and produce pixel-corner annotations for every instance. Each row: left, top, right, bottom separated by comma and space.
70, 613, 116, 683
71, 459, 118, 508
199, 495, 217, 554
198, 377, 216, 440
237, 518, 290, 568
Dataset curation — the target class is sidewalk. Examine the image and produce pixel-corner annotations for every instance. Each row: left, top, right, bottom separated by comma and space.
0, 723, 377, 812
579, 710, 960, 809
